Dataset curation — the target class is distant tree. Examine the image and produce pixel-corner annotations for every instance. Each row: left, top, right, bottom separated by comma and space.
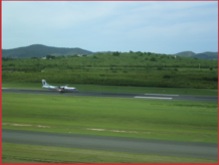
147, 52, 152, 56
150, 57, 157, 61
137, 51, 143, 56
113, 52, 120, 56
93, 55, 98, 59
46, 55, 55, 59
157, 66, 163, 70
163, 75, 171, 79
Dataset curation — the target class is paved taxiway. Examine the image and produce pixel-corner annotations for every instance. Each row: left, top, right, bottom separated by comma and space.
2, 129, 218, 160
2, 88, 217, 102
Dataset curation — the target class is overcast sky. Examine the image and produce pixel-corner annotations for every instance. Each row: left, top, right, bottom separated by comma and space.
2, 1, 218, 54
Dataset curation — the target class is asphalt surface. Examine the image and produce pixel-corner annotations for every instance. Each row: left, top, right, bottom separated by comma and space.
2, 88, 218, 102
2, 129, 218, 160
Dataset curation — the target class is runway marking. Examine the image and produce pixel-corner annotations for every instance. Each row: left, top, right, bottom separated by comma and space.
134, 96, 173, 100
3, 122, 50, 128
144, 93, 179, 97
87, 128, 106, 132
87, 128, 138, 134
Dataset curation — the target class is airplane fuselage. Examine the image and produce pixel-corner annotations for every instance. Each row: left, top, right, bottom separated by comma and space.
42, 79, 78, 93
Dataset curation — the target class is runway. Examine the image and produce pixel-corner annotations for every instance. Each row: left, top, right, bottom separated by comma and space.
2, 88, 217, 102
2, 129, 218, 160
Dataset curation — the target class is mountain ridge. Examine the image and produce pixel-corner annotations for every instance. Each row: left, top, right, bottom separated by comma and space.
175, 51, 218, 60
2, 44, 93, 58
2, 44, 218, 60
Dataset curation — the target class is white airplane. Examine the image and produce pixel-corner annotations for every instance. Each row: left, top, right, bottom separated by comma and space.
42, 79, 78, 93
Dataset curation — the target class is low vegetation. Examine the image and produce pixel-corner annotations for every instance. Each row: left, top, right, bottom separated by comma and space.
2, 52, 218, 89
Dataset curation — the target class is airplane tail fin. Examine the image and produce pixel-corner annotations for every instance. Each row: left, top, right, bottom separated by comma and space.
42, 79, 48, 86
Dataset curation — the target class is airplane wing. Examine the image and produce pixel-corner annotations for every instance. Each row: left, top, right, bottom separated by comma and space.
42, 79, 77, 93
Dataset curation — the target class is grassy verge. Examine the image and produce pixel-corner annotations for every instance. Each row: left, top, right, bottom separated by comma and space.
2, 143, 216, 163
2, 93, 217, 143
2, 82, 218, 96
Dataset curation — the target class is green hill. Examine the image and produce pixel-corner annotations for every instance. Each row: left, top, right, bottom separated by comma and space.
195, 52, 218, 60
175, 51, 217, 60
2, 44, 93, 58
175, 51, 196, 57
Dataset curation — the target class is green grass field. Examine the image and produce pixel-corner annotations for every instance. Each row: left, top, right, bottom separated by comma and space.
3, 93, 217, 143
2, 92, 218, 163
